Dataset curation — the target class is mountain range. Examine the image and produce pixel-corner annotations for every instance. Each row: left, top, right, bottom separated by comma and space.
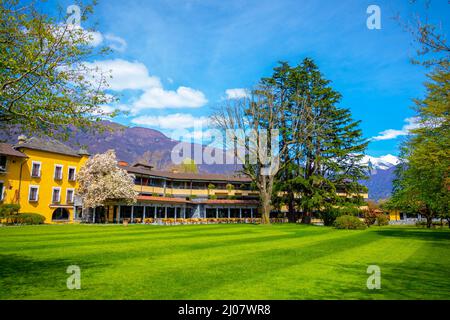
0, 121, 397, 200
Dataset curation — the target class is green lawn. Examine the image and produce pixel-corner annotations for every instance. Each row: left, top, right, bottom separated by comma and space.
0, 223, 449, 300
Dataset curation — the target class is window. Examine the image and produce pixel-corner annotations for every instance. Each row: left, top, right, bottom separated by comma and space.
0, 181, 4, 201
66, 189, 74, 203
68, 167, 76, 181
31, 161, 41, 178
29, 186, 39, 202
0, 156, 6, 173
52, 187, 61, 203
54, 165, 63, 180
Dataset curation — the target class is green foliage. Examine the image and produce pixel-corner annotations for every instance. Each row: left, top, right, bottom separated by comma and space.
208, 195, 217, 200
0, 204, 20, 217
208, 184, 216, 190
15, 213, 45, 225
334, 215, 366, 230
363, 211, 377, 226
388, 65, 450, 227
169, 158, 198, 174
339, 204, 363, 216
0, 0, 118, 138
375, 214, 389, 226
318, 207, 343, 226
270, 59, 369, 220
2, 212, 45, 225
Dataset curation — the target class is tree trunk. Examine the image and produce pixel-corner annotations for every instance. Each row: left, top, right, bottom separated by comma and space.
287, 192, 296, 223
426, 215, 432, 228
260, 192, 271, 224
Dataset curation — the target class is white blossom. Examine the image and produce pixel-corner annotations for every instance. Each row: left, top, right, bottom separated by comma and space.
77, 150, 138, 208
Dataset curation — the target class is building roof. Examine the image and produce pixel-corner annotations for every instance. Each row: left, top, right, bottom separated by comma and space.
15, 137, 83, 158
136, 195, 258, 206
123, 164, 251, 183
0, 143, 28, 158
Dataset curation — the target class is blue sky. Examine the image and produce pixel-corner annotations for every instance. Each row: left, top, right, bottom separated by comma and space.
43, 0, 449, 158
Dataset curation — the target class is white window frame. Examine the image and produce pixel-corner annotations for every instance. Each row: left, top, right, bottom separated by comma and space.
54, 164, 63, 180
28, 185, 39, 202
68, 166, 77, 181
31, 161, 42, 178
0, 180, 4, 201
66, 188, 75, 204
52, 187, 61, 203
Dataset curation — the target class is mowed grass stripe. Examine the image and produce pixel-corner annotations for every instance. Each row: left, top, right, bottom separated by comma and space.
0, 224, 449, 299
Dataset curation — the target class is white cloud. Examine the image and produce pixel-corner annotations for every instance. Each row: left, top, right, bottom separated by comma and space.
133, 86, 207, 110
225, 88, 249, 99
84, 59, 207, 111
371, 117, 420, 141
57, 24, 125, 49
84, 59, 161, 91
104, 33, 127, 52
131, 113, 209, 130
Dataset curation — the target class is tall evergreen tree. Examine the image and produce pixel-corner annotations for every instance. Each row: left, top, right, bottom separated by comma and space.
272, 59, 368, 222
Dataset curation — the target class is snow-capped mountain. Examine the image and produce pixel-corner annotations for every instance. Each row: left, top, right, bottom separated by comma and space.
362, 154, 400, 170
360, 154, 400, 200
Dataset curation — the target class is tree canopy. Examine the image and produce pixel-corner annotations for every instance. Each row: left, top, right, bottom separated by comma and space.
0, 0, 117, 138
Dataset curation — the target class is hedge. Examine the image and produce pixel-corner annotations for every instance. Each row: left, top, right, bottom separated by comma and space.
334, 215, 367, 230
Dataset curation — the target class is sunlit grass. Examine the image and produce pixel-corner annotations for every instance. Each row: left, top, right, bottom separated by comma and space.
0, 224, 449, 299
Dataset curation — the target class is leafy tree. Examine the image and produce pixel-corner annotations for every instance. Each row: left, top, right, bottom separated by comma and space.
0, 0, 117, 138
213, 59, 367, 224
388, 65, 449, 228
394, 0, 449, 68
212, 80, 298, 224
168, 157, 198, 173
77, 150, 138, 209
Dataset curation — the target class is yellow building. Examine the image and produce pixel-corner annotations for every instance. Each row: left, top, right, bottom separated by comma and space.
0, 136, 89, 223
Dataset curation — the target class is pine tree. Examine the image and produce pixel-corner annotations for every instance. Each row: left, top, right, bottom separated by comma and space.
272, 59, 368, 222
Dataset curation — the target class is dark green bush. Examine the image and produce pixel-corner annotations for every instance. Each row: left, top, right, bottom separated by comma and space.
15, 213, 45, 225
334, 215, 366, 230
0, 204, 20, 217
4, 213, 45, 225
318, 207, 343, 226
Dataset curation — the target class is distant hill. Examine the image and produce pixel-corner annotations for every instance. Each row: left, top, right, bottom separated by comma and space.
0, 121, 240, 174
1, 120, 397, 199
362, 166, 396, 201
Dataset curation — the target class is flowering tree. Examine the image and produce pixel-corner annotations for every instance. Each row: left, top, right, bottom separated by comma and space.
77, 150, 138, 208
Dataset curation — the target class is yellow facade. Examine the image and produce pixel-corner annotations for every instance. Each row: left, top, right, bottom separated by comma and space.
389, 210, 401, 221
1, 146, 88, 223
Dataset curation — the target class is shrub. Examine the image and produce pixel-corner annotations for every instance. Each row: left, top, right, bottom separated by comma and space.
318, 207, 343, 226
0, 204, 20, 217
363, 211, 377, 226
8, 213, 45, 225
334, 215, 366, 230
375, 214, 389, 226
